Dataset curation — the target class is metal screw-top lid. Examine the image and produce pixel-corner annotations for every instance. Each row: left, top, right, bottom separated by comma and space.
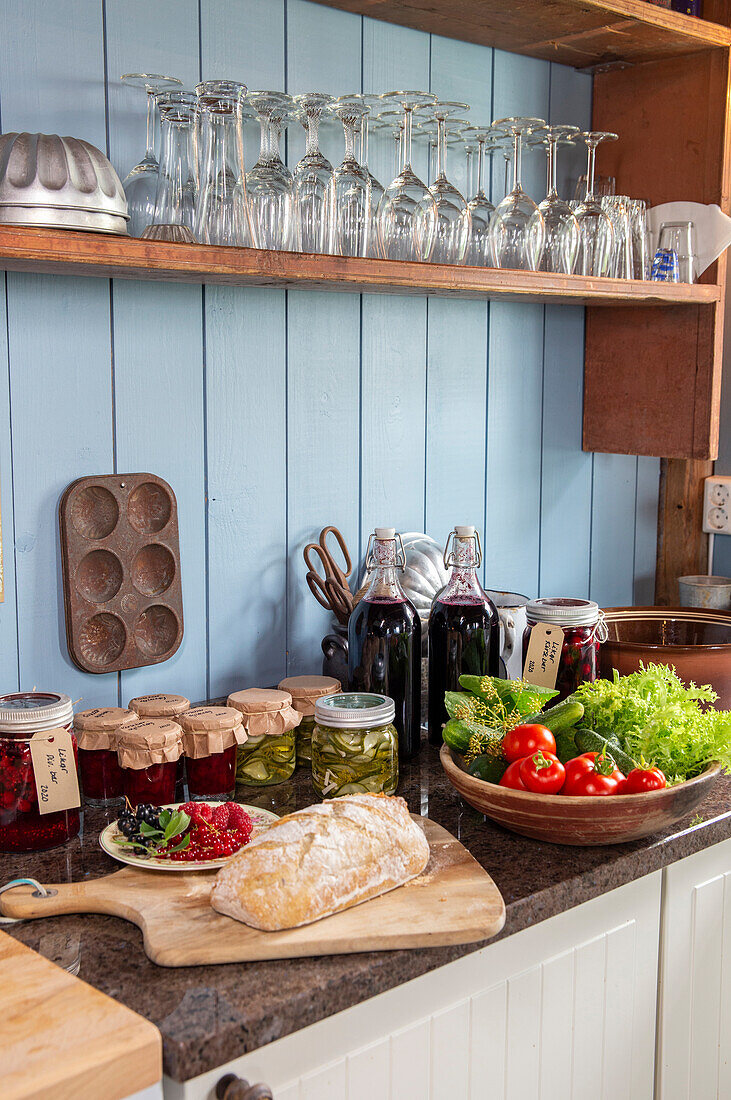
0, 692, 74, 733
315, 692, 395, 728
526, 597, 600, 627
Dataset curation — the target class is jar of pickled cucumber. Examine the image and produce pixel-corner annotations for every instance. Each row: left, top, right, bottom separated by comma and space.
278, 675, 341, 766
312, 693, 398, 799
227, 689, 300, 787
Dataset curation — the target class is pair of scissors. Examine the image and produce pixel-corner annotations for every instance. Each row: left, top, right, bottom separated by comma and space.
303, 527, 354, 623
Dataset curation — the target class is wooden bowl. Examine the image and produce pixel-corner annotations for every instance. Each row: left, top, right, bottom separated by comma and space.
440, 744, 722, 846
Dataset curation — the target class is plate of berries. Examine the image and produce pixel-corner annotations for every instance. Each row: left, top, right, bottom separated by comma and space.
100, 800, 279, 870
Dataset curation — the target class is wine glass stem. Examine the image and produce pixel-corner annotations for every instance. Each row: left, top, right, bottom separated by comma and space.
305, 108, 321, 158
403, 106, 413, 170
146, 90, 157, 161
342, 115, 356, 162
436, 117, 445, 180
476, 140, 483, 197
547, 137, 558, 199
586, 142, 597, 201
361, 114, 370, 169
512, 130, 522, 192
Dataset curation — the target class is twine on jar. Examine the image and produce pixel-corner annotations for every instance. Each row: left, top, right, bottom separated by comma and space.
591, 609, 609, 644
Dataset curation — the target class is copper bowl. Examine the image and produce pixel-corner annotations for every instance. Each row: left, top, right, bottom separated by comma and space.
602, 607, 731, 709
440, 744, 721, 846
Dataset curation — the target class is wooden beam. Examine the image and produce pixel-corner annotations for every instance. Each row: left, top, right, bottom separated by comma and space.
655, 458, 713, 604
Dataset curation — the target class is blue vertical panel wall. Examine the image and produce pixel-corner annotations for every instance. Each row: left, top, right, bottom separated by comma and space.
105, 0, 208, 703
0, 0, 662, 703
285, 1, 362, 676
0, 0, 116, 707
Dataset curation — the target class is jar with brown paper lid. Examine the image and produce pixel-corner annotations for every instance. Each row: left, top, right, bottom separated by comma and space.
75, 706, 136, 807
278, 675, 341, 766
181, 706, 247, 802
127, 693, 190, 720
117, 718, 183, 806
227, 688, 299, 786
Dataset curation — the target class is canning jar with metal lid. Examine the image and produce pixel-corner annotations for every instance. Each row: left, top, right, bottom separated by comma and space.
277, 675, 341, 766
522, 598, 607, 701
228, 689, 299, 786
0, 692, 80, 852
312, 692, 398, 798
75, 706, 136, 807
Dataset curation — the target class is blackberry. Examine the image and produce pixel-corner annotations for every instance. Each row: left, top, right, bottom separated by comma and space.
137, 804, 161, 829
118, 809, 139, 838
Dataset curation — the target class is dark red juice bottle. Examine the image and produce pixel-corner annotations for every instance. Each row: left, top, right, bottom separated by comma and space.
348, 528, 422, 759
428, 525, 500, 745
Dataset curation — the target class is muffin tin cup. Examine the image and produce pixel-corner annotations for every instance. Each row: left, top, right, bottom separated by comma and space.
59, 473, 183, 674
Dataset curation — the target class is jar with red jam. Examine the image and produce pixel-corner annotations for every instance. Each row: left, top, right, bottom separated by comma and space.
523, 598, 606, 702
117, 718, 183, 806
181, 706, 247, 801
0, 692, 80, 852
128, 695, 190, 799
75, 707, 136, 807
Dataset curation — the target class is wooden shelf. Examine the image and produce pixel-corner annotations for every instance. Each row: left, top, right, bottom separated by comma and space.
315, 0, 731, 67
0, 226, 720, 307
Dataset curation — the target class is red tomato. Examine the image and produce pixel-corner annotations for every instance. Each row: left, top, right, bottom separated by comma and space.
499, 759, 528, 790
578, 751, 625, 783
503, 724, 556, 763
563, 771, 620, 796
519, 751, 565, 794
623, 766, 666, 794
562, 752, 624, 796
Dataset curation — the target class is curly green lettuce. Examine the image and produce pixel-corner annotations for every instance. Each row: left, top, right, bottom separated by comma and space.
573, 663, 731, 783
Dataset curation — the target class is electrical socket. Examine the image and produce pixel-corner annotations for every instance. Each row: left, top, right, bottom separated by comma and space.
703, 476, 731, 534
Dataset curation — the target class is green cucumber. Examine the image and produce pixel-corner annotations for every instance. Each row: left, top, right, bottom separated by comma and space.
468, 753, 508, 784
441, 718, 475, 755
574, 728, 638, 775
554, 727, 579, 765
521, 698, 584, 733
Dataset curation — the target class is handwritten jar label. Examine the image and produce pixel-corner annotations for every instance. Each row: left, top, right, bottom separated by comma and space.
522, 623, 564, 689
29, 727, 80, 815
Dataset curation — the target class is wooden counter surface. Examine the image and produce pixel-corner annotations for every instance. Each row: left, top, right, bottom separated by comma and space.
0, 929, 161, 1100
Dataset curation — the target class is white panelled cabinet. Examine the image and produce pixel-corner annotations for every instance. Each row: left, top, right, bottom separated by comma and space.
167, 872, 662, 1100
657, 836, 731, 1100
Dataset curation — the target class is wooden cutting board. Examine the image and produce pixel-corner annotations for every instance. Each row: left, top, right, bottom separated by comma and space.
0, 817, 504, 966
0, 931, 161, 1100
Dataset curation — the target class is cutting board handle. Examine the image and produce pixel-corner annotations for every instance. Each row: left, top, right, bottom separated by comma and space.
0, 873, 128, 920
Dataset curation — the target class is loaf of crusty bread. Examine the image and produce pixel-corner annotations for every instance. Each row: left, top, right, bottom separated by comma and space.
210, 793, 430, 931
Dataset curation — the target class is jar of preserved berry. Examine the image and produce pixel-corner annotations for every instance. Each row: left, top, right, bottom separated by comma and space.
277, 675, 341, 766
75, 707, 136, 807
180, 706, 247, 801
0, 692, 80, 852
312, 693, 398, 798
523, 598, 607, 701
227, 689, 300, 786
117, 718, 183, 806
128, 694, 190, 799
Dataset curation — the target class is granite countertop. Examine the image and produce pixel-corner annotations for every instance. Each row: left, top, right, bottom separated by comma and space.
3, 744, 731, 1082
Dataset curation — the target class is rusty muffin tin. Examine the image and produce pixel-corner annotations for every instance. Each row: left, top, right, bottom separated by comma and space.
59, 473, 183, 674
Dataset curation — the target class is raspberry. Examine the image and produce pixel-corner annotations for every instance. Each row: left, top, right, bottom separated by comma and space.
226, 803, 252, 833
180, 801, 213, 826
211, 804, 230, 829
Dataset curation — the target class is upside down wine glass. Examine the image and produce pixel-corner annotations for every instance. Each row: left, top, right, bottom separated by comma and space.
328, 96, 371, 257
193, 80, 250, 246
121, 73, 183, 236
462, 127, 498, 267
574, 130, 618, 277
246, 91, 295, 251
488, 117, 545, 270
530, 124, 580, 274
150, 91, 198, 242
292, 92, 334, 254
418, 102, 471, 264
377, 91, 438, 262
